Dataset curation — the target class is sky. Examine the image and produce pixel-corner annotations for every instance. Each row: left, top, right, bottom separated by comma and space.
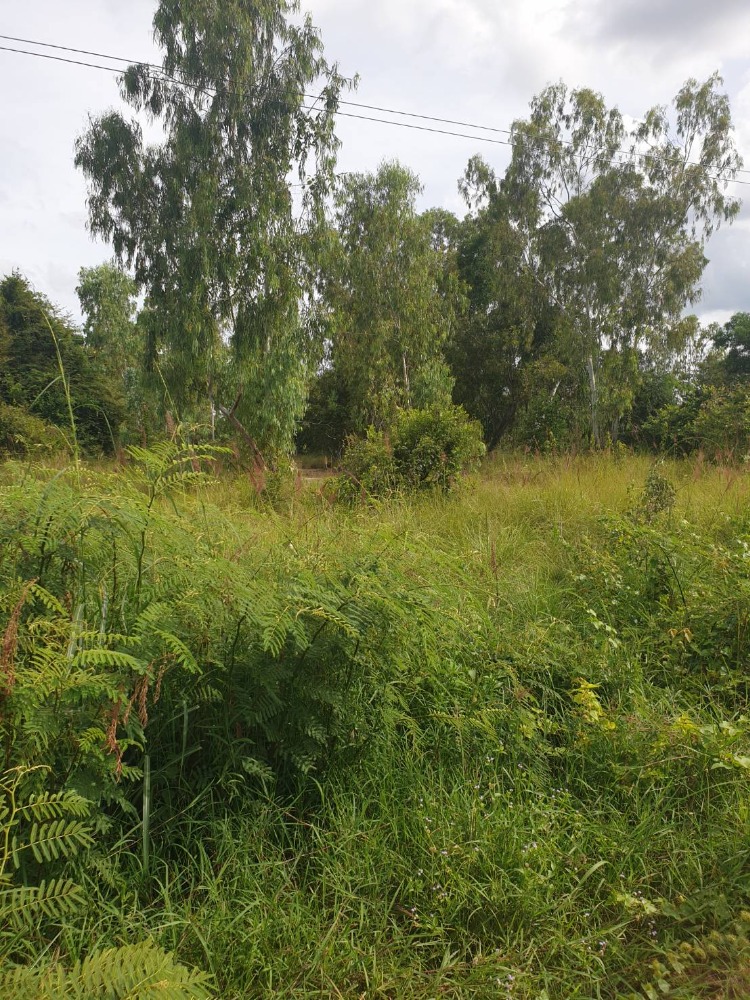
1, 0, 749, 327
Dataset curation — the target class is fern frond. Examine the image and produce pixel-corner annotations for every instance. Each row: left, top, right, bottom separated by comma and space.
71, 648, 149, 672
0, 877, 83, 926
0, 939, 213, 998
152, 631, 201, 674
12, 817, 94, 865
14, 789, 90, 824
28, 584, 68, 617
73, 939, 214, 998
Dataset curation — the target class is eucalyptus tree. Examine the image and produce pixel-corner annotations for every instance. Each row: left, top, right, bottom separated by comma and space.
75, 0, 349, 460
503, 74, 742, 445
713, 312, 750, 381
77, 262, 169, 444
77, 262, 139, 377
323, 161, 457, 433
447, 160, 560, 448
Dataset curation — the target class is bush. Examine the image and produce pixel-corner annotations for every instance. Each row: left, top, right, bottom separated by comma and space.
338, 404, 485, 500
335, 427, 397, 502
692, 385, 750, 460
0, 403, 61, 458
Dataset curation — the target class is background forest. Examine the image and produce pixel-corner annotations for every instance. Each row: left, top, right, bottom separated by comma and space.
1, 2, 750, 999
1, 32, 748, 469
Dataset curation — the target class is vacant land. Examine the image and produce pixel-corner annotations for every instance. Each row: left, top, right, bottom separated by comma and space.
1, 451, 749, 998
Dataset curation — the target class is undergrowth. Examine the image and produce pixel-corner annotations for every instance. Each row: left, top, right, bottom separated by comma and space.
0, 448, 748, 998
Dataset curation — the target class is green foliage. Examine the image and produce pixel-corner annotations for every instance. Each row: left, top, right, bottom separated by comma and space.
510, 355, 586, 451
0, 768, 210, 997
0, 403, 60, 458
337, 404, 485, 499
641, 383, 704, 456
691, 385, 750, 460
499, 75, 742, 446
0, 941, 212, 1000
0, 273, 124, 454
713, 310, 750, 381
0, 769, 92, 937
75, 0, 350, 457
335, 427, 397, 501
322, 161, 460, 433
449, 169, 552, 448
633, 465, 677, 522
295, 365, 353, 456
571, 480, 750, 705
76, 262, 161, 446
2, 450, 750, 997
76, 262, 138, 373
391, 404, 486, 488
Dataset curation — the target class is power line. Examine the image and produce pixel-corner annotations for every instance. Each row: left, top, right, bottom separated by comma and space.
0, 42, 516, 150
0, 42, 133, 77
1, 35, 749, 186
5, 30, 750, 176
0, 42, 513, 146
0, 32, 515, 136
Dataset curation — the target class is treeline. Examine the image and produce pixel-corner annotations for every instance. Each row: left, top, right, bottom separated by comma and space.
3, 238, 749, 467
1, 0, 747, 467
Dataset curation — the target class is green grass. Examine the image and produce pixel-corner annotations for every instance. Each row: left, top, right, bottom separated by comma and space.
1, 450, 749, 998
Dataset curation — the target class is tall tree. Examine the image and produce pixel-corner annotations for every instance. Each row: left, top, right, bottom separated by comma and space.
75, 0, 349, 460
76, 262, 139, 379
713, 312, 750, 381
322, 161, 457, 433
504, 74, 742, 445
448, 160, 558, 449
76, 262, 166, 444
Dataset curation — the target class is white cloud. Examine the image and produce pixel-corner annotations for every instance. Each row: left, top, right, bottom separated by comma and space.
0, 0, 747, 322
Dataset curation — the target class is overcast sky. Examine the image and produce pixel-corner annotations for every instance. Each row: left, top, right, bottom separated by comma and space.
1, 0, 749, 327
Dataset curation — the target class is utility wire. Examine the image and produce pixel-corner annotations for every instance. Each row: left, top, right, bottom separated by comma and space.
0, 42, 514, 149
5, 30, 750, 173
1, 35, 749, 186
0, 42, 512, 144
0, 32, 514, 135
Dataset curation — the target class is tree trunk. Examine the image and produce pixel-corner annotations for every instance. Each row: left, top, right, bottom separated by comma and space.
611, 414, 620, 444
402, 353, 411, 408
216, 401, 272, 472
586, 354, 600, 449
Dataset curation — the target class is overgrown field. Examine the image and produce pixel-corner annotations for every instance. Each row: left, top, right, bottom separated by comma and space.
1, 449, 749, 999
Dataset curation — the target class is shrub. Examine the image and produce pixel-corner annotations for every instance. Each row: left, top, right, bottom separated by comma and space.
338, 404, 485, 500
0, 403, 61, 458
632, 465, 677, 522
692, 385, 750, 460
391, 404, 486, 488
336, 427, 398, 501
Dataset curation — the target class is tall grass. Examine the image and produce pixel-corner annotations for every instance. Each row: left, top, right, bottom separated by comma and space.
1, 449, 749, 998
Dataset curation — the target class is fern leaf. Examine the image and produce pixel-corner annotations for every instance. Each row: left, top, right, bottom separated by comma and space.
152, 631, 201, 674
19, 817, 94, 864
71, 648, 148, 671
28, 583, 68, 617
0, 878, 84, 926
69, 939, 213, 998
15, 788, 91, 824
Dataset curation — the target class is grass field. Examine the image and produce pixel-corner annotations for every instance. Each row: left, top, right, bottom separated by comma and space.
1, 450, 749, 998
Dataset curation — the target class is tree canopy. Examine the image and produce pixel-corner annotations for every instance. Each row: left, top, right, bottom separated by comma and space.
75, 0, 350, 457
0, 273, 124, 453
320, 161, 459, 435
488, 73, 743, 446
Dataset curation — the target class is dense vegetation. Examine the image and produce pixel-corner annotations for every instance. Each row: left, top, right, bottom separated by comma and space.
2, 0, 745, 467
2, 1, 749, 997
1, 451, 749, 998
